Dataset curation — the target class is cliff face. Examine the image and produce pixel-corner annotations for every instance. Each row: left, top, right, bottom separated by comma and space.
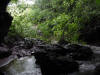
0, 0, 13, 45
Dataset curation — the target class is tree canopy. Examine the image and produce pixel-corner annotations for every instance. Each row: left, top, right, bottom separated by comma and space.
7, 0, 100, 43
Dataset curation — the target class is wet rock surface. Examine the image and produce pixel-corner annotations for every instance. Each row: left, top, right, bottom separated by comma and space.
34, 43, 94, 75
0, 38, 100, 75
64, 44, 93, 60
34, 52, 79, 75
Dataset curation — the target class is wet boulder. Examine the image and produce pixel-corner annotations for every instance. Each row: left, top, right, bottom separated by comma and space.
34, 52, 79, 75
24, 38, 34, 49
65, 44, 93, 60
58, 39, 69, 46
4, 35, 23, 48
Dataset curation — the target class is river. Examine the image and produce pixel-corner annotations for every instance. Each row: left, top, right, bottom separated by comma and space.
0, 45, 100, 75
0, 56, 42, 75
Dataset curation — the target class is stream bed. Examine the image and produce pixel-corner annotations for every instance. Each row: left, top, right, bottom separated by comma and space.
0, 56, 42, 75
0, 44, 100, 75
68, 45, 100, 75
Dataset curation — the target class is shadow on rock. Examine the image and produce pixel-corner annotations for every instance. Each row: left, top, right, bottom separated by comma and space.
34, 52, 79, 75
64, 44, 94, 61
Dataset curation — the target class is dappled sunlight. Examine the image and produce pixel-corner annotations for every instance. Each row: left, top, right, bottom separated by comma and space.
7, 0, 99, 42
19, 0, 35, 5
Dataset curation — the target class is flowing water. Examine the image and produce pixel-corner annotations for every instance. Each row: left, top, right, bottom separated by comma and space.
0, 45, 100, 75
0, 56, 42, 75
68, 45, 100, 75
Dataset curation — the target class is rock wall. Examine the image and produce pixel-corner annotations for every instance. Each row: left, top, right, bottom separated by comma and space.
0, 0, 13, 45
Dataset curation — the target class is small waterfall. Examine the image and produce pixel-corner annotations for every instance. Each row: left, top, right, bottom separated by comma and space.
2, 56, 42, 75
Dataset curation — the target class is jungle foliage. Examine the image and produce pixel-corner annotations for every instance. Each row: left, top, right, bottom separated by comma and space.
8, 0, 100, 43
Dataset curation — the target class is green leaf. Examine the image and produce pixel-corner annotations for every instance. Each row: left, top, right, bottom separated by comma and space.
96, 0, 100, 6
